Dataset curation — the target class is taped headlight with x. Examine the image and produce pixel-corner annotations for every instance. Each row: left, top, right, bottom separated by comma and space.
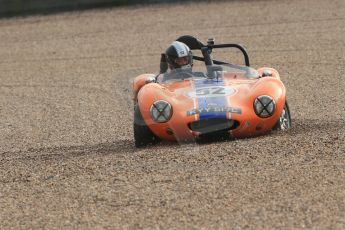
150, 100, 173, 122
254, 95, 276, 118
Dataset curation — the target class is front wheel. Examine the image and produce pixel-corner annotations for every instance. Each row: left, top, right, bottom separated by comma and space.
273, 101, 292, 131
134, 105, 160, 147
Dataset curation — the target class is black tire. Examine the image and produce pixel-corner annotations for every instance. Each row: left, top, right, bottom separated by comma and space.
134, 105, 160, 148
273, 101, 292, 131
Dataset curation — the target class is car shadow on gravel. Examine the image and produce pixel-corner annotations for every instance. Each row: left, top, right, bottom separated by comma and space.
2, 139, 137, 161
9, 118, 342, 158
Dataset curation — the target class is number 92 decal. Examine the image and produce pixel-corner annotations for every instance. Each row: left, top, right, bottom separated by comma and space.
188, 86, 236, 98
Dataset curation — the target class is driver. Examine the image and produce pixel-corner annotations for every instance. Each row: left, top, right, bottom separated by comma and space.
165, 41, 193, 70
158, 41, 194, 82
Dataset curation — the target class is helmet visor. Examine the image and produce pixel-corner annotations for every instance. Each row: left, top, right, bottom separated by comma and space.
174, 56, 189, 66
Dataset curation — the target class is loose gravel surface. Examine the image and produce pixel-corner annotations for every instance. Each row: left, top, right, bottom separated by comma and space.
1, 0, 345, 228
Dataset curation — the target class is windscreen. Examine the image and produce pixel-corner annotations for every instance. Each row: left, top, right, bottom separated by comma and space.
157, 64, 259, 83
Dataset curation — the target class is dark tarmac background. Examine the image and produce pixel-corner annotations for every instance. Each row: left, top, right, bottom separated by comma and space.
1, 0, 345, 228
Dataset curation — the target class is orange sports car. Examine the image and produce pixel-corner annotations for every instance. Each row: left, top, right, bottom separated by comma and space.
133, 35, 291, 147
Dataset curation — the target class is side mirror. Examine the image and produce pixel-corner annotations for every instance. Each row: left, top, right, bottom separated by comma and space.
261, 69, 273, 77
145, 76, 156, 84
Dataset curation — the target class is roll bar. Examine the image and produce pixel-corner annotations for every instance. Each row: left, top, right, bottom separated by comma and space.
176, 35, 250, 67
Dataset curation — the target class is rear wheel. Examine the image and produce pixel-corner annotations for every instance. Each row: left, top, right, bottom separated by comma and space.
273, 101, 292, 131
134, 105, 160, 147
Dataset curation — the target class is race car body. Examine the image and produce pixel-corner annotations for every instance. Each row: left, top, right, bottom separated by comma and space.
133, 36, 291, 147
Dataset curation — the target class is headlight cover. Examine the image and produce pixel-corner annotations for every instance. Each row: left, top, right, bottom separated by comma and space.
254, 95, 276, 118
150, 100, 172, 123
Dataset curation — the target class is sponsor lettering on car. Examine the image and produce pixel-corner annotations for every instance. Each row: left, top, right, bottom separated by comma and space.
187, 105, 242, 116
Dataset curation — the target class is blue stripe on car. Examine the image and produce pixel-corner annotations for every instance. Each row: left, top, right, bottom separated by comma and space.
194, 79, 227, 120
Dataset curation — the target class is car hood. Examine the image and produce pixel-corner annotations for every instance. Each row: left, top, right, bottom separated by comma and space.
161, 77, 258, 119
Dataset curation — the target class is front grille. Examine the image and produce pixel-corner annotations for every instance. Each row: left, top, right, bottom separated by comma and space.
188, 118, 239, 134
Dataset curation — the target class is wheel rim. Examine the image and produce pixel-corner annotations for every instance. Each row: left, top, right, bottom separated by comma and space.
279, 107, 291, 130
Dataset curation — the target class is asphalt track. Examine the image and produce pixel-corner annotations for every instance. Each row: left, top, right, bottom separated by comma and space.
1, 0, 345, 228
